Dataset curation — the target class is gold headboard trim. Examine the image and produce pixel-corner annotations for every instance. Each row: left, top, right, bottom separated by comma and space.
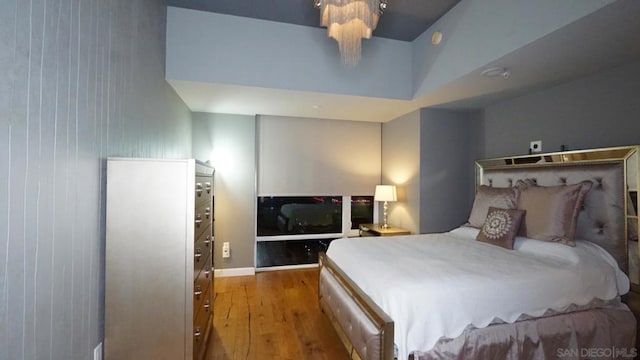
475, 146, 639, 285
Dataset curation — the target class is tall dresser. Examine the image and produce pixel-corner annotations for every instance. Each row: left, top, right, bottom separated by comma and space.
105, 158, 214, 360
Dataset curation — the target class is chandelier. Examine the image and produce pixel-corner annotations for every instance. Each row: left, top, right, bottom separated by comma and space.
314, 0, 388, 66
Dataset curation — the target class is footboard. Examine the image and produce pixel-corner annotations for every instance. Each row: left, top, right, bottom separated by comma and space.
318, 252, 394, 360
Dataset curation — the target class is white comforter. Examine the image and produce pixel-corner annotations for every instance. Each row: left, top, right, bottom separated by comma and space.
325, 227, 630, 360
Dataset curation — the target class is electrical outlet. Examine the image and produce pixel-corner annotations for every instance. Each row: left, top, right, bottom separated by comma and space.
222, 242, 230, 259
530, 140, 542, 153
94, 342, 103, 360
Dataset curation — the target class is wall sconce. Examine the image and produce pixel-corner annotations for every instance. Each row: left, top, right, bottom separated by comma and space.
374, 185, 397, 228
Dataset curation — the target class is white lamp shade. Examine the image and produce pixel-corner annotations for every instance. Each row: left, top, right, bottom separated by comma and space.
374, 185, 397, 202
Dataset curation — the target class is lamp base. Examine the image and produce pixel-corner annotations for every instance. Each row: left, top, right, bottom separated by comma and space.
382, 201, 390, 228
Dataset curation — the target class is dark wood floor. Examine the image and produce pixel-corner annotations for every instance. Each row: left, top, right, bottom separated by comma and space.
205, 268, 350, 360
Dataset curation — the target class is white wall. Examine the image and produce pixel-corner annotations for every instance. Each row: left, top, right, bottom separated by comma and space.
0, 1, 192, 358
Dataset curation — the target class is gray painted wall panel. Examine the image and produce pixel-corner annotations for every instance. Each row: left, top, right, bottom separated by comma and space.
420, 109, 483, 233
192, 113, 256, 270
382, 110, 422, 234
483, 61, 640, 157
0, 122, 7, 360
0, 1, 191, 359
382, 109, 483, 234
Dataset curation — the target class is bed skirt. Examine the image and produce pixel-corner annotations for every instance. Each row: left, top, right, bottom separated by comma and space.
413, 305, 636, 360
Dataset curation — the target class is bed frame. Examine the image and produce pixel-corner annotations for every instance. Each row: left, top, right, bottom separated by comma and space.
318, 146, 639, 360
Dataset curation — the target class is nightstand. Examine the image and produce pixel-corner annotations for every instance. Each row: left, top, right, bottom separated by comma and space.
359, 223, 410, 237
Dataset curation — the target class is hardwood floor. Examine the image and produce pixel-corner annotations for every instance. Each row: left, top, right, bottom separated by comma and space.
205, 268, 350, 360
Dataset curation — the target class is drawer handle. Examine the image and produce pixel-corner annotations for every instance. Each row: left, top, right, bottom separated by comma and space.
204, 300, 210, 311
204, 267, 210, 278
195, 214, 202, 227
195, 189, 202, 197
194, 327, 201, 341
195, 183, 203, 190
194, 248, 202, 261
194, 286, 202, 298
204, 182, 212, 193
204, 208, 211, 219
204, 235, 211, 247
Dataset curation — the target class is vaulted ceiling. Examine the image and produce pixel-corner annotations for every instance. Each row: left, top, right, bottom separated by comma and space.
165, 1, 640, 122
166, 0, 462, 41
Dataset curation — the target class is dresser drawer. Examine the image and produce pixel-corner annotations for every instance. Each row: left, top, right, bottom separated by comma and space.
194, 280, 213, 322
195, 176, 213, 194
193, 311, 212, 360
195, 229, 212, 253
195, 202, 212, 222
194, 249, 212, 283
195, 177, 213, 207
194, 211, 211, 240
194, 229, 212, 276
193, 246, 209, 276
193, 263, 212, 314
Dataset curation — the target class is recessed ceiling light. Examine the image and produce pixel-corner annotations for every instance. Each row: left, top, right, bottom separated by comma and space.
311, 105, 320, 109
431, 31, 443, 45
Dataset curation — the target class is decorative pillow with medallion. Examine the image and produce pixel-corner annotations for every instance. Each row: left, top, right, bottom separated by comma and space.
476, 207, 525, 250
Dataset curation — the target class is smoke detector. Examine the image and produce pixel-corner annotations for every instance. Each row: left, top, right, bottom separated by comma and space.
481, 67, 510, 79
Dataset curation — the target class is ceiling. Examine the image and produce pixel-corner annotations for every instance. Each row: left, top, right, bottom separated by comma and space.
166, 1, 640, 122
166, 0, 462, 42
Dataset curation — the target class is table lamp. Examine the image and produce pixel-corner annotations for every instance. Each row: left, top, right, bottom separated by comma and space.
374, 185, 397, 229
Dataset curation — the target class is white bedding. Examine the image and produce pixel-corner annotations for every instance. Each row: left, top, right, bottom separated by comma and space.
325, 227, 630, 360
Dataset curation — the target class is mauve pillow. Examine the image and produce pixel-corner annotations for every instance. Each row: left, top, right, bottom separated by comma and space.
467, 186, 520, 228
516, 180, 593, 246
476, 207, 525, 250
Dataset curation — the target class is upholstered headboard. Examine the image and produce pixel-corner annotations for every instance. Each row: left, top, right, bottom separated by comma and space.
476, 146, 639, 276
479, 163, 626, 272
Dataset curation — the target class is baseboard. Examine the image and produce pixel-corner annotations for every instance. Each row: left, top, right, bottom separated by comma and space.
214, 267, 255, 277
255, 263, 318, 272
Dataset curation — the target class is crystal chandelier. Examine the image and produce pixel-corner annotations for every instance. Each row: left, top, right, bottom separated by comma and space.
314, 0, 388, 66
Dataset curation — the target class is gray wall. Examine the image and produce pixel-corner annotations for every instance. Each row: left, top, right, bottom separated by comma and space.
0, 1, 192, 359
382, 110, 422, 234
412, 0, 615, 98
382, 109, 483, 234
420, 109, 483, 233
192, 113, 256, 270
483, 60, 640, 157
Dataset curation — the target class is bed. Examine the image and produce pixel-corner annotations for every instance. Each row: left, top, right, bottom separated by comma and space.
318, 146, 639, 360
